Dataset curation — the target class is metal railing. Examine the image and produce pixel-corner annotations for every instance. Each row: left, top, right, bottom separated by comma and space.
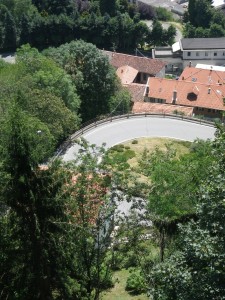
56, 112, 216, 158
70, 112, 215, 140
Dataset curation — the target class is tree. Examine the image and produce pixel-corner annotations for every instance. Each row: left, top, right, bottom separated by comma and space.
99, 0, 117, 16
163, 24, 176, 46
0, 45, 80, 144
138, 140, 214, 261
0, 104, 117, 299
43, 40, 118, 122
0, 4, 17, 50
209, 23, 225, 37
0, 103, 76, 299
187, 0, 213, 28
147, 126, 225, 300
65, 140, 116, 299
148, 20, 163, 46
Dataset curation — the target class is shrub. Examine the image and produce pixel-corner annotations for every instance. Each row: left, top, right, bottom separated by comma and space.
155, 7, 173, 21
137, 2, 156, 20
132, 139, 138, 144
125, 270, 146, 295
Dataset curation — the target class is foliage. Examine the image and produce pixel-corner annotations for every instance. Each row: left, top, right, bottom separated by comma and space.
0, 103, 75, 299
43, 40, 118, 122
183, 0, 225, 38
148, 20, 176, 46
0, 0, 150, 52
137, 2, 156, 20
0, 4, 17, 50
0, 108, 117, 299
0, 45, 80, 145
155, 7, 173, 22
147, 126, 225, 300
125, 269, 146, 295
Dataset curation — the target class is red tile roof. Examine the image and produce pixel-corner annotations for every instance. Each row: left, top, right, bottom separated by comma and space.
126, 83, 146, 102
102, 50, 166, 76
116, 65, 138, 84
147, 77, 225, 111
179, 66, 225, 85
132, 102, 193, 116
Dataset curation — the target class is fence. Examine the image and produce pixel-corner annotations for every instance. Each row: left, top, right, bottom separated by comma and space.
56, 112, 215, 158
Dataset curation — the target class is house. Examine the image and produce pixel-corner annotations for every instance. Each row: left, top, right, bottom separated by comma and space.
153, 37, 225, 72
102, 50, 166, 84
172, 37, 225, 68
132, 66, 225, 120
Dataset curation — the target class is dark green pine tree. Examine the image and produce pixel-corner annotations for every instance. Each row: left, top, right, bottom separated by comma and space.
99, 0, 117, 16
2, 7, 17, 50
0, 103, 77, 300
19, 14, 31, 46
187, 0, 196, 25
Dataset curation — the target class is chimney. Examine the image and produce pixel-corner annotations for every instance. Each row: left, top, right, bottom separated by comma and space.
189, 61, 192, 68
208, 87, 211, 94
172, 90, 177, 104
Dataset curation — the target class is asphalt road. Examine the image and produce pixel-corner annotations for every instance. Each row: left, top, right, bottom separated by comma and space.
63, 117, 216, 161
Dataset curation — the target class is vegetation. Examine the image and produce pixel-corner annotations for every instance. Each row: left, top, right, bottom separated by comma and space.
147, 126, 225, 299
0, 107, 116, 299
43, 40, 130, 121
0, 0, 176, 53
183, 0, 225, 38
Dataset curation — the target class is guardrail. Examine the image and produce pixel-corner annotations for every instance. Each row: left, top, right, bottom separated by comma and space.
70, 112, 215, 140
56, 112, 216, 158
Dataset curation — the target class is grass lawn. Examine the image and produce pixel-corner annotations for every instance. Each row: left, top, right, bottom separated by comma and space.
107, 137, 191, 188
123, 137, 191, 169
102, 269, 149, 300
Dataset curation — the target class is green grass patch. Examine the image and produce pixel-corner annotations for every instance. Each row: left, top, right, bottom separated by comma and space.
102, 269, 149, 300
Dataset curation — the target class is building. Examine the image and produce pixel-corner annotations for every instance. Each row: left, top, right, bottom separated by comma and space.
132, 66, 225, 120
172, 37, 225, 68
153, 38, 225, 73
103, 50, 166, 84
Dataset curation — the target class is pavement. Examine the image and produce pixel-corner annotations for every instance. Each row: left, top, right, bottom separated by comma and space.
63, 116, 216, 162
139, 0, 185, 17
0, 52, 16, 63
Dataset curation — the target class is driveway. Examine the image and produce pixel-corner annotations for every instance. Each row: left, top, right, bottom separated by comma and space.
63, 116, 216, 161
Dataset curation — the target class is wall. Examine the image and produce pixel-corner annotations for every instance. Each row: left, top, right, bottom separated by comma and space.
183, 50, 225, 61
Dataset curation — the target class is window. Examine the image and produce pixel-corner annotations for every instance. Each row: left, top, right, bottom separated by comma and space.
214, 52, 217, 56
196, 52, 199, 57
223, 52, 225, 56
208, 109, 211, 112
205, 52, 208, 56
143, 73, 147, 81
187, 52, 191, 56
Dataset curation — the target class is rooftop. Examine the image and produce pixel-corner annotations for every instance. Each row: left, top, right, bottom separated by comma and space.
181, 37, 225, 50
132, 102, 193, 116
116, 65, 138, 85
179, 66, 225, 85
126, 83, 146, 102
102, 50, 166, 76
147, 77, 225, 111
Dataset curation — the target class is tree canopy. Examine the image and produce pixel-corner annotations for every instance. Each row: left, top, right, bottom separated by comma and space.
147, 127, 225, 300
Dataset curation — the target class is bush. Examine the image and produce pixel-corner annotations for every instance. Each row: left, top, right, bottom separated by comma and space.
125, 270, 146, 295
155, 7, 173, 21
137, 2, 156, 20
132, 139, 138, 144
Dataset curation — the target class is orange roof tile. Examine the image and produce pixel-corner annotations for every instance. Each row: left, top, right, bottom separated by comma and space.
126, 83, 146, 102
132, 102, 193, 116
179, 66, 225, 85
147, 77, 225, 111
102, 50, 166, 76
116, 65, 138, 84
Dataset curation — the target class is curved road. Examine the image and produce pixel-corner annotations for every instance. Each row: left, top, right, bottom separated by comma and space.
63, 117, 216, 161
